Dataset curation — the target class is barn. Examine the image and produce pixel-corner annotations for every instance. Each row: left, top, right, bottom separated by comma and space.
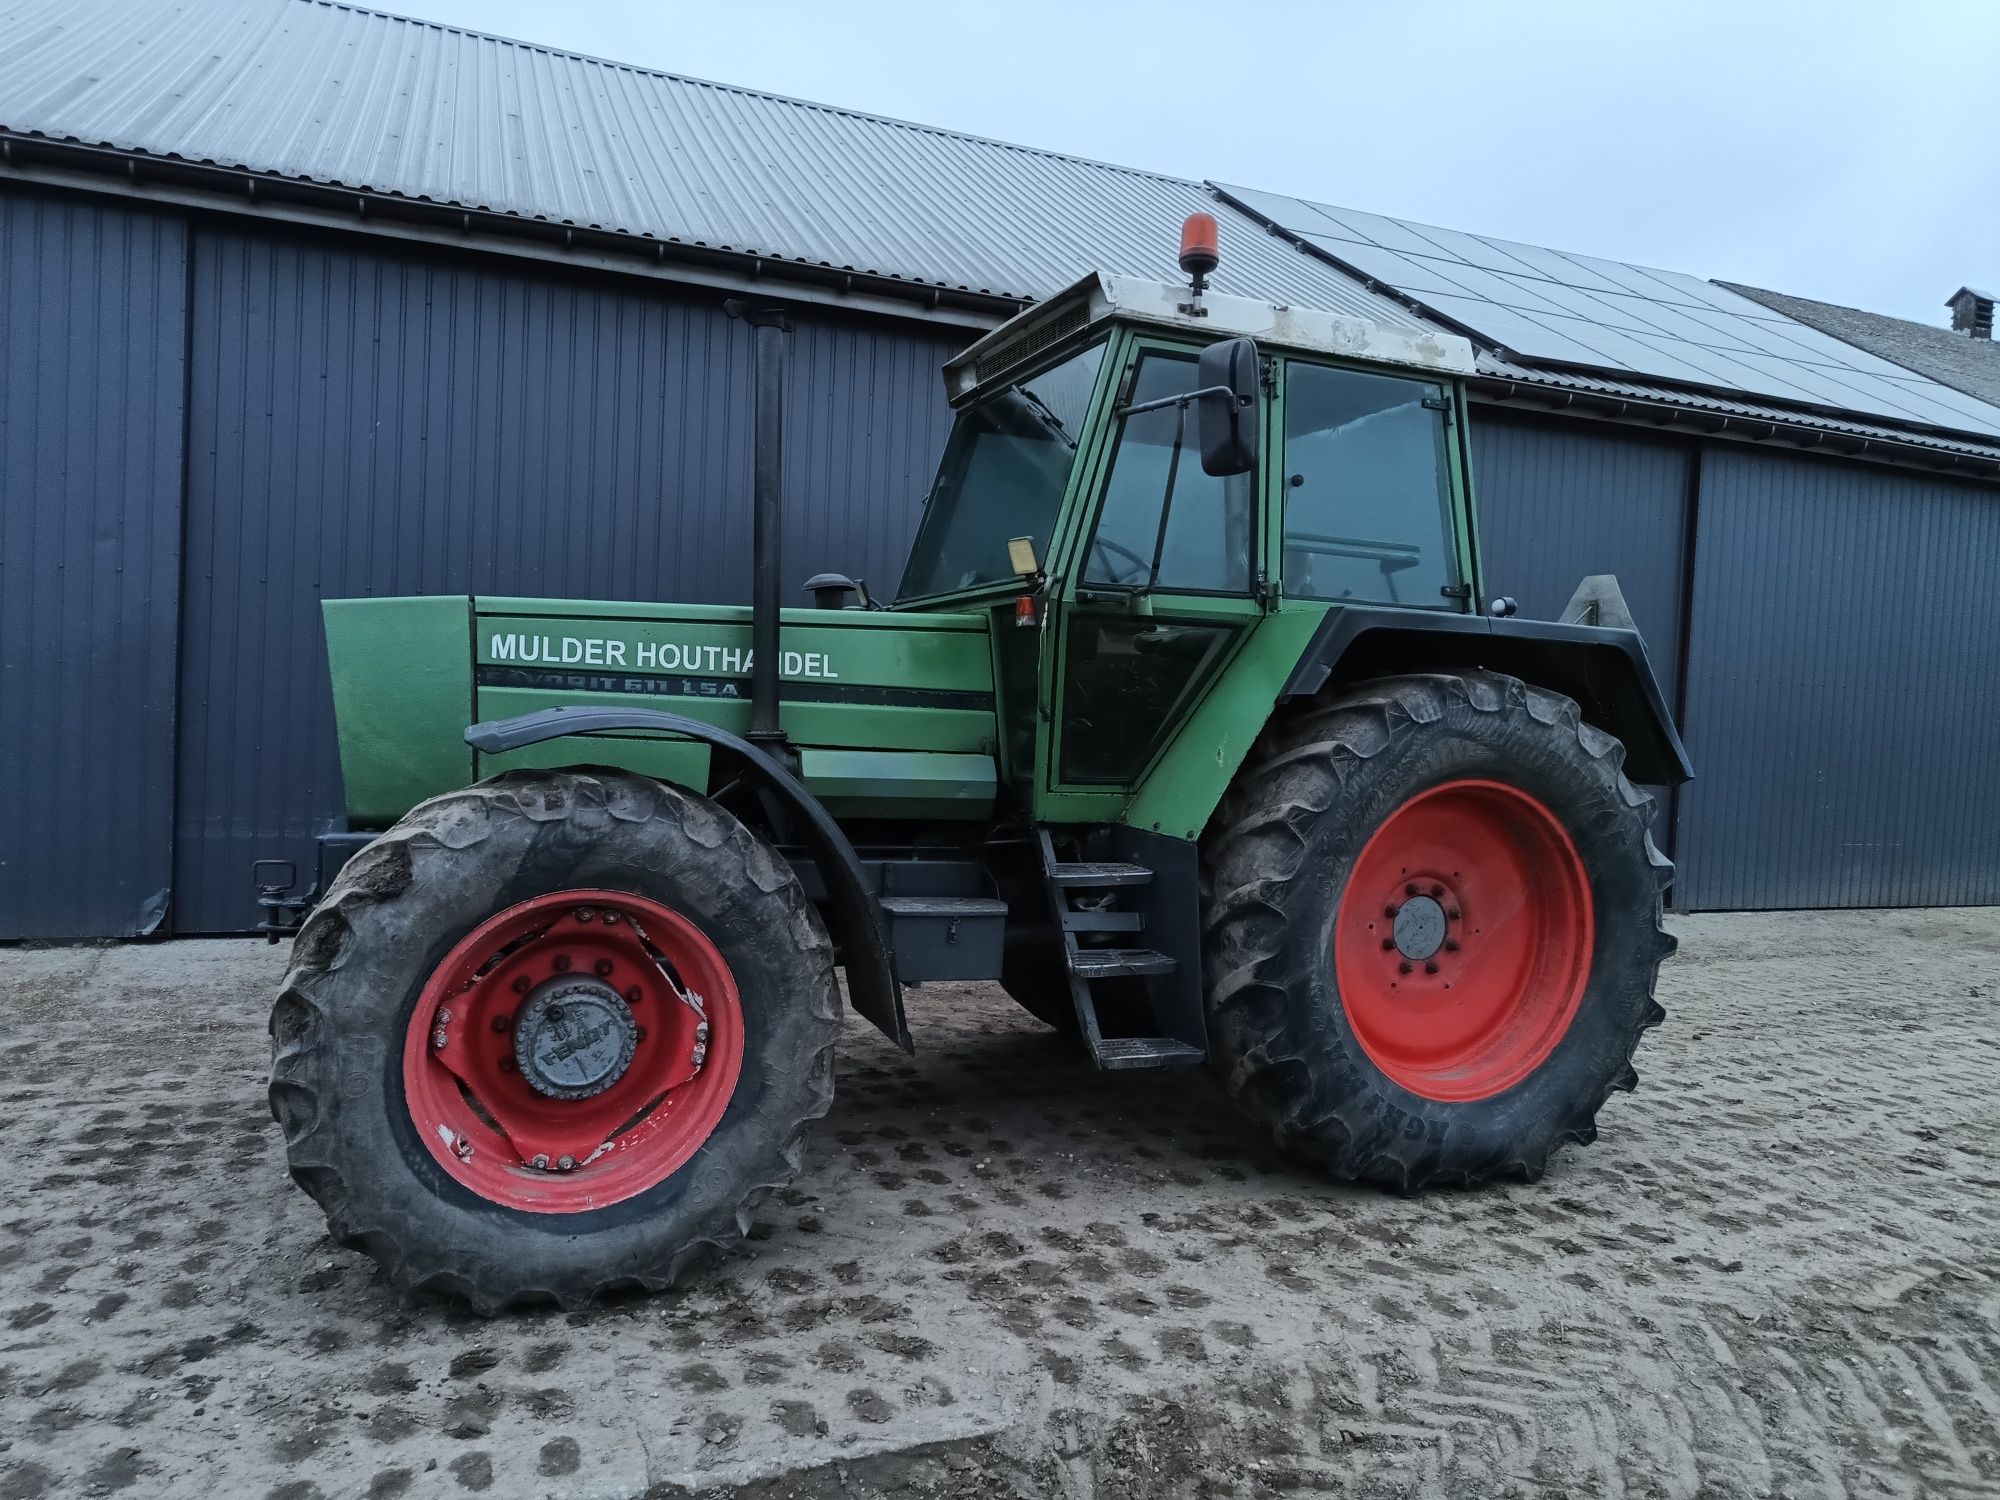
4, 0, 1999, 938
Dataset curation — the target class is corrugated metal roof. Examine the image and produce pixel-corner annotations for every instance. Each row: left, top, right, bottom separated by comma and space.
0, 0, 1424, 326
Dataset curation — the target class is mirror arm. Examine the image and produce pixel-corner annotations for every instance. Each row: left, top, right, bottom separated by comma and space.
1115, 383, 1238, 420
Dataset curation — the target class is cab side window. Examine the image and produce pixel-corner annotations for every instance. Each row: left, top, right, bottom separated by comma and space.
1084, 352, 1254, 595
1282, 363, 1460, 608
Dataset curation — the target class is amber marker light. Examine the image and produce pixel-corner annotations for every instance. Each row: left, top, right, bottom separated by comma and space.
1178, 212, 1220, 283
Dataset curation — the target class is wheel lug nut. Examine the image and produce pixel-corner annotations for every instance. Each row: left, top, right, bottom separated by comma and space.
1380, 938, 1395, 952
499, 1056, 516, 1073
624, 987, 642, 1004
511, 975, 530, 994
575, 908, 595, 923
1404, 883, 1418, 897
602, 910, 620, 925
1444, 939, 1460, 952
634, 1026, 648, 1042
594, 959, 614, 977
492, 1013, 512, 1033
1446, 908, 1460, 921
437, 1008, 452, 1025
530, 1154, 550, 1171
431, 1029, 448, 1050
552, 954, 571, 972
1429, 884, 1444, 899
557, 1155, 577, 1172
1385, 904, 1399, 919
1398, 960, 1412, 975
1425, 961, 1439, 974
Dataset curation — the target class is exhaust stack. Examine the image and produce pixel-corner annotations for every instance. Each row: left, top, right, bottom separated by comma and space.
726, 301, 792, 757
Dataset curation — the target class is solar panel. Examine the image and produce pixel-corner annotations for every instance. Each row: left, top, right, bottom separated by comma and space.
1219, 184, 2000, 440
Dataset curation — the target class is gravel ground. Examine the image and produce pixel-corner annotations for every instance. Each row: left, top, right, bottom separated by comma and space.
1, 910, 1997, 1499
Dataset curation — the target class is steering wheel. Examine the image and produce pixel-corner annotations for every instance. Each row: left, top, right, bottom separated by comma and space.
1088, 536, 1151, 586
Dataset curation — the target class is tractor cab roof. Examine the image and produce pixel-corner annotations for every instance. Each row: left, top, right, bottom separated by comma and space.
943, 271, 1478, 407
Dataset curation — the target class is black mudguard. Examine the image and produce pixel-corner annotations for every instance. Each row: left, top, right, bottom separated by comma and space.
1280, 607, 1694, 787
464, 706, 911, 1053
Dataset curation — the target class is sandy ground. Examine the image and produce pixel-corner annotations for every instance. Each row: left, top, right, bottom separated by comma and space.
1, 910, 1997, 1499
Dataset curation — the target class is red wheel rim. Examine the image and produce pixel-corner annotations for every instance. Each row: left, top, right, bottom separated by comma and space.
401, 889, 743, 1213
1333, 780, 1594, 1102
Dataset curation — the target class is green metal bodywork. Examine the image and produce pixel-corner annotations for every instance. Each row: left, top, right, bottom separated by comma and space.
326, 597, 1000, 825
324, 595, 477, 829
322, 278, 1492, 839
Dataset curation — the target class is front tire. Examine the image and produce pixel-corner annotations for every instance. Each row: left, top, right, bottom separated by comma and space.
269, 770, 839, 1312
1200, 672, 1674, 1190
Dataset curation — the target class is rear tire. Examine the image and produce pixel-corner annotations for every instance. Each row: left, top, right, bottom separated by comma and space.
1200, 671, 1674, 1190
269, 770, 838, 1312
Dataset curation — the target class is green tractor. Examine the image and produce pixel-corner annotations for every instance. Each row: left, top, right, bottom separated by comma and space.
270, 219, 1690, 1311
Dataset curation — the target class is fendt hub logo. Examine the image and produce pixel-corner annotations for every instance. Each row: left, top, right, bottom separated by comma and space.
487, 633, 842, 681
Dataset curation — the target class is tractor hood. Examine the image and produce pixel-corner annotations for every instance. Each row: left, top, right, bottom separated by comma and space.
324, 595, 997, 830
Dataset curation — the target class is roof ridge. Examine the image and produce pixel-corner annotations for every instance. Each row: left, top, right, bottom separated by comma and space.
303, 0, 1203, 190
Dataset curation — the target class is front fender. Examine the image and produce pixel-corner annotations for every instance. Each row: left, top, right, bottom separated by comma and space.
465, 706, 911, 1053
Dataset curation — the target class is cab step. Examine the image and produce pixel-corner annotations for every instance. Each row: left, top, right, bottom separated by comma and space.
1093, 1037, 1204, 1070
1069, 946, 1177, 980
1050, 861, 1155, 889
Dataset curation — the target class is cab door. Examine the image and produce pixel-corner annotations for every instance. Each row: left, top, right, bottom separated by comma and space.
1041, 342, 1271, 809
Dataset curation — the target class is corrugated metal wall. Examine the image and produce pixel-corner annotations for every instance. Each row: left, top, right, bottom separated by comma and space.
1470, 413, 1692, 697
0, 192, 186, 939
1673, 448, 2000, 909
10, 183, 2000, 935
172, 225, 962, 931
788, 315, 966, 597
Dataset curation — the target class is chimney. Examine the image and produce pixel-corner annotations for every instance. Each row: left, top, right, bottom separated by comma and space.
1946, 286, 1995, 339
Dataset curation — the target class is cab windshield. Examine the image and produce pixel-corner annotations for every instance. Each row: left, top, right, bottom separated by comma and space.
897, 340, 1106, 601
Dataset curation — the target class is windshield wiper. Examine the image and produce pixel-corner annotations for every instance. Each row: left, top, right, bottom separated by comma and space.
1009, 385, 1077, 449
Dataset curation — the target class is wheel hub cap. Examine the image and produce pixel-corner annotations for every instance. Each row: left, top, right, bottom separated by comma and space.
1391, 894, 1448, 961
513, 978, 637, 1100
402, 889, 744, 1213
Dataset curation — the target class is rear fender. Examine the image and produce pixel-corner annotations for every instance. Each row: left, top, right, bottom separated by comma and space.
1281, 607, 1693, 787
464, 706, 911, 1053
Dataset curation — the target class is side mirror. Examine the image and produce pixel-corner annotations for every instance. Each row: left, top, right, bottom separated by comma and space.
1196, 336, 1259, 477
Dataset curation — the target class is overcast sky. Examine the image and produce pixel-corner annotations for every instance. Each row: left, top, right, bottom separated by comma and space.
393, 0, 1996, 326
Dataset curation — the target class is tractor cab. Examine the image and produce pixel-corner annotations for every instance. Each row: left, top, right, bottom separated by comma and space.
892, 246, 1482, 821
